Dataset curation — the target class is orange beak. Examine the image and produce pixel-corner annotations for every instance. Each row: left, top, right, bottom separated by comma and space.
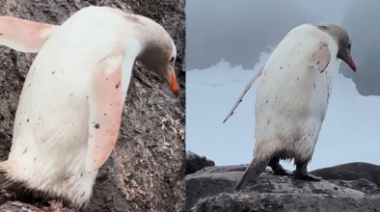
348, 56, 357, 72
169, 70, 179, 96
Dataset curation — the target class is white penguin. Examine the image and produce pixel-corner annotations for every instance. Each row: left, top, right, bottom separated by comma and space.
228, 24, 357, 190
0, 6, 179, 209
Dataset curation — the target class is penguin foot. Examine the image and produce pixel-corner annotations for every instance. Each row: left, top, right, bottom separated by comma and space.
273, 168, 293, 176
293, 171, 322, 181
293, 159, 322, 181
269, 157, 293, 176
25, 204, 45, 212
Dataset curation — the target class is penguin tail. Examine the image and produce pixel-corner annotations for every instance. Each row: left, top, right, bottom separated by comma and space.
0, 160, 22, 186
235, 156, 270, 191
0, 160, 11, 175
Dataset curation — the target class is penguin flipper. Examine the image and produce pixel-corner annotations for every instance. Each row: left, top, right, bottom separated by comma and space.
223, 67, 263, 124
0, 16, 57, 53
85, 47, 125, 172
309, 41, 331, 73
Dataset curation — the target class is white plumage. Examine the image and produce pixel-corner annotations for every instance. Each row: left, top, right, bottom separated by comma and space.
229, 23, 356, 190
255, 24, 336, 162
0, 6, 178, 209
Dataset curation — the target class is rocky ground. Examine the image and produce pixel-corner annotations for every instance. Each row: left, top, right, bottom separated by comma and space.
186, 152, 380, 212
0, 0, 185, 211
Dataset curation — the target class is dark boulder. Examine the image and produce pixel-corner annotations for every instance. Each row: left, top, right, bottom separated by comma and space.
186, 151, 215, 175
311, 162, 380, 187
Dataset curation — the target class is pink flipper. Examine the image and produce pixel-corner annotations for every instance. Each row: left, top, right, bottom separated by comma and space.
0, 16, 57, 53
310, 42, 331, 73
85, 48, 125, 172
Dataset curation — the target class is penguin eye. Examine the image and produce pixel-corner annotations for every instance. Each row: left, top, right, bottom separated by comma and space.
347, 43, 351, 50
170, 57, 175, 63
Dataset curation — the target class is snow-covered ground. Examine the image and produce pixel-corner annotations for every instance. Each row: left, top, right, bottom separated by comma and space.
186, 52, 380, 170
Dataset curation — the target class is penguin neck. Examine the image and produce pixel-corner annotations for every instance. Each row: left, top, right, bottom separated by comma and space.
126, 14, 171, 67
118, 14, 171, 99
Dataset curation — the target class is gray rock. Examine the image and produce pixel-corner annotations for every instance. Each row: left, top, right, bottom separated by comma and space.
187, 165, 380, 212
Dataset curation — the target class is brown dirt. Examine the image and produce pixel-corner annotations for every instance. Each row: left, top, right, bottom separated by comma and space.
0, 0, 185, 211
